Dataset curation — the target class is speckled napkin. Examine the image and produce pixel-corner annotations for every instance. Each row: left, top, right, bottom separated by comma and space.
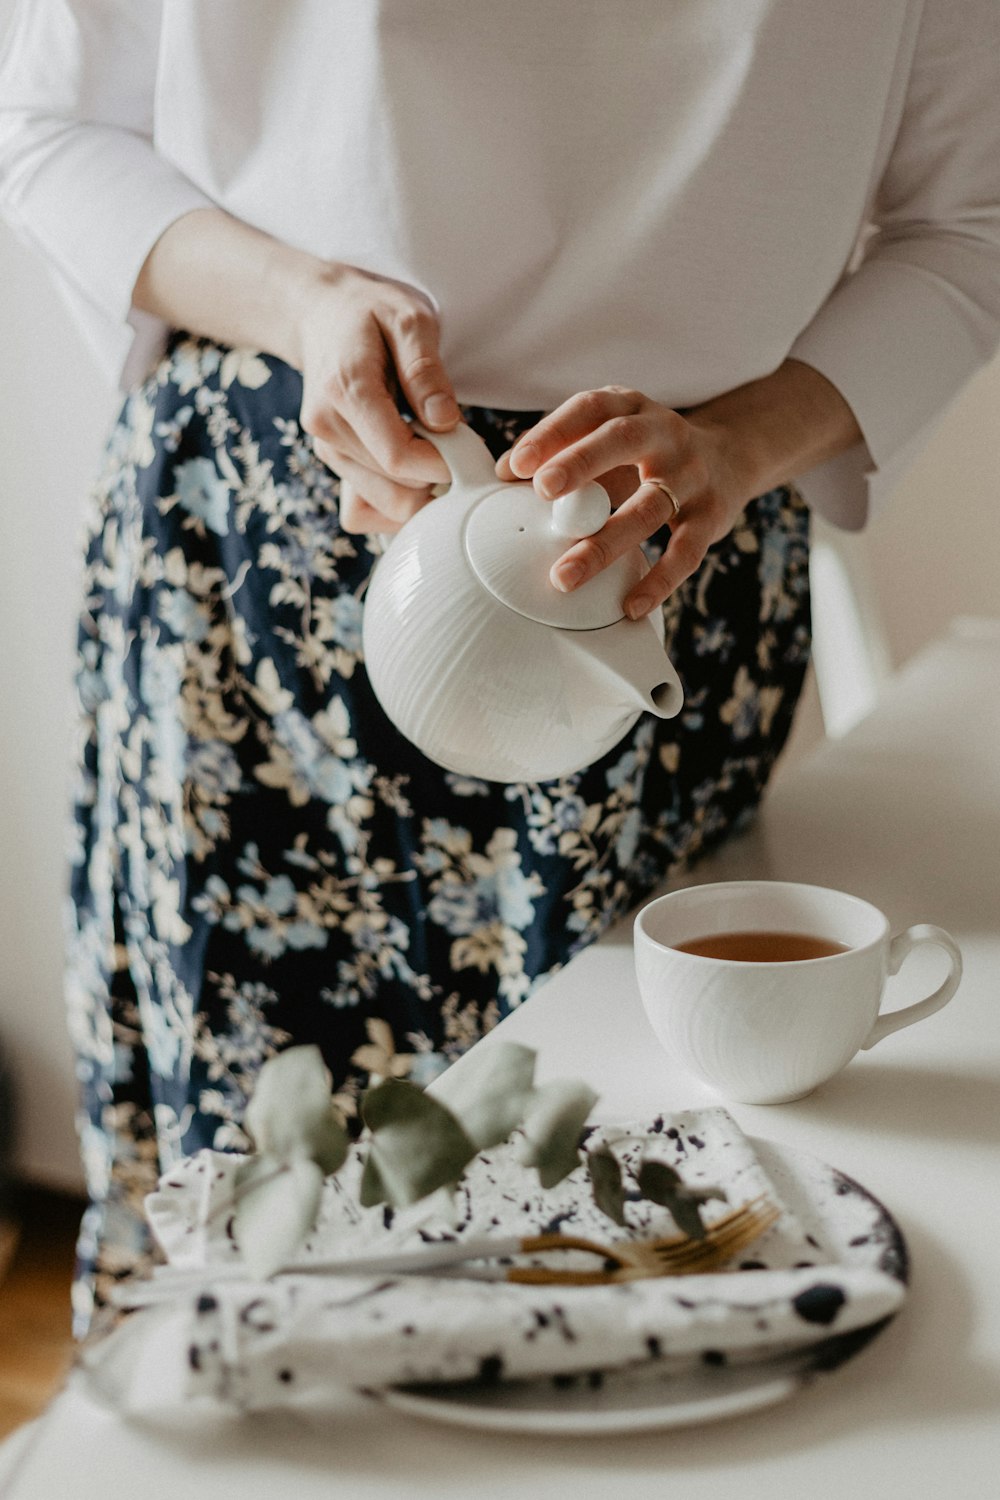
84, 1109, 905, 1411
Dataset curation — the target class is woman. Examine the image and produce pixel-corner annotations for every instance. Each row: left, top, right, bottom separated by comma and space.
1, 1, 998, 1334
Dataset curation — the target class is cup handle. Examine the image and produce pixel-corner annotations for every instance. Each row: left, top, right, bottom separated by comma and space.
861, 924, 963, 1050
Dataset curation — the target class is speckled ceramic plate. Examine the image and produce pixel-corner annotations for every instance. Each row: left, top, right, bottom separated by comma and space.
380, 1138, 908, 1435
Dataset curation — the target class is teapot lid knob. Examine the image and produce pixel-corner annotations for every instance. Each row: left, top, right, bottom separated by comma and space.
550, 485, 611, 539
464, 480, 648, 631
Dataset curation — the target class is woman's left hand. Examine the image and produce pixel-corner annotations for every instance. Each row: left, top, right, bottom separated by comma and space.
494, 385, 748, 620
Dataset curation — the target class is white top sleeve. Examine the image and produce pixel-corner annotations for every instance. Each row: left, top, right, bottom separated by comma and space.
788, 0, 1000, 529
0, 0, 213, 388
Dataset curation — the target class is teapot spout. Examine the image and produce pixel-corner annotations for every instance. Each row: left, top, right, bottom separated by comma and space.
576, 614, 684, 720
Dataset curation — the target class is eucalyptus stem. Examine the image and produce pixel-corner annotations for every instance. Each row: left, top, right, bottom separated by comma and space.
202, 1160, 291, 1228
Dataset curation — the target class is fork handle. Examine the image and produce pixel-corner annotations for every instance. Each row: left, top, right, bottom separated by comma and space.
506, 1266, 627, 1286
519, 1232, 624, 1263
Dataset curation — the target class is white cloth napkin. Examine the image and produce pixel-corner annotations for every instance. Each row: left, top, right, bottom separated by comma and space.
83, 1108, 905, 1411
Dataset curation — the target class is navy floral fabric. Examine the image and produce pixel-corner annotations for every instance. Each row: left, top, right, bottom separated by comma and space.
67, 335, 811, 1334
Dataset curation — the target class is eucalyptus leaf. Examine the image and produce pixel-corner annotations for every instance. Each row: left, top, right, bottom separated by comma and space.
437, 1041, 538, 1149
635, 1159, 727, 1240
362, 1079, 477, 1206
233, 1155, 324, 1278
244, 1046, 333, 1159
517, 1079, 599, 1190
310, 1108, 350, 1176
358, 1147, 389, 1209
586, 1145, 627, 1227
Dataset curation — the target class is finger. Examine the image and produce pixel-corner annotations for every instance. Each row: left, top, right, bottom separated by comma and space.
506, 387, 644, 480
497, 448, 638, 511
530, 415, 652, 502
312, 318, 451, 487
548, 477, 684, 593
622, 525, 711, 618
531, 410, 692, 504
351, 325, 452, 484
379, 298, 462, 432
494, 448, 516, 481
332, 450, 436, 532
305, 405, 382, 471
338, 481, 402, 535
312, 411, 445, 502
314, 434, 433, 525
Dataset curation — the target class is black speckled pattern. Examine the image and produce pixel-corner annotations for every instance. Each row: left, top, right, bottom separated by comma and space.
96, 1109, 908, 1410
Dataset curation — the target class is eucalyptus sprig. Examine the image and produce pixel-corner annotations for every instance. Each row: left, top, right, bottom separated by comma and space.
229, 1041, 721, 1278
232, 1045, 350, 1278
586, 1145, 727, 1235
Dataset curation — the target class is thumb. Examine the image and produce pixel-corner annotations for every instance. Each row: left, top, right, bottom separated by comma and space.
382, 304, 461, 431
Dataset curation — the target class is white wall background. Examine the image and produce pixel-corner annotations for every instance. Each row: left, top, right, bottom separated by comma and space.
1, 226, 998, 1190
0, 232, 118, 1190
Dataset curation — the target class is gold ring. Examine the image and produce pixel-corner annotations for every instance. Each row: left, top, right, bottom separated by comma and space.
647, 478, 681, 521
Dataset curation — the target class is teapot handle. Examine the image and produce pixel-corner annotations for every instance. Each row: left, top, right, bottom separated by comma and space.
410, 419, 501, 493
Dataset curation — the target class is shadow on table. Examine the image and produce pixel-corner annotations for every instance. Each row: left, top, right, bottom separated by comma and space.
797, 1059, 1000, 1147
693, 750, 1000, 936
585, 1216, 1000, 1473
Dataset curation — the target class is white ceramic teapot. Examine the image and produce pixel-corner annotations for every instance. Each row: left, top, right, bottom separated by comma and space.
362, 421, 684, 783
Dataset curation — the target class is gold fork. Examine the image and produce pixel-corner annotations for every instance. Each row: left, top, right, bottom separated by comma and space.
504, 1196, 781, 1285
114, 1197, 780, 1308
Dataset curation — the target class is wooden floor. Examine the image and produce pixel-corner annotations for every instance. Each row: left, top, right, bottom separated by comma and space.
0, 1185, 84, 1441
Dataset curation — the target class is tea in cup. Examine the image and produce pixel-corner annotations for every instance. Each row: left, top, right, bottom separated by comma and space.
633, 880, 962, 1104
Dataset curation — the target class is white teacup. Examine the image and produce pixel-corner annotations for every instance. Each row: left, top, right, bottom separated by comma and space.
633, 880, 963, 1104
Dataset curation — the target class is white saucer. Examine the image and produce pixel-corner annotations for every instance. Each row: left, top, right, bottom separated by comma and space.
379, 1138, 907, 1436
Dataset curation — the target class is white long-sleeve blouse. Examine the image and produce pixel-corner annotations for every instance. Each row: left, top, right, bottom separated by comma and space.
1, 0, 999, 529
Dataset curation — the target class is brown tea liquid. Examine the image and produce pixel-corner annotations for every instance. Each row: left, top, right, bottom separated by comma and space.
672, 930, 850, 962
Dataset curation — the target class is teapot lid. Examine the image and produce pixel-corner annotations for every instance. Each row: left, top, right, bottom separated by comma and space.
464, 482, 648, 630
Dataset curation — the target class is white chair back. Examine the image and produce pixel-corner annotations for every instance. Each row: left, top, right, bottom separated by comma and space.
809, 516, 894, 737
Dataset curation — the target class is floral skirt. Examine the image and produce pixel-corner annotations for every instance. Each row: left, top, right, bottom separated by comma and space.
67, 335, 811, 1333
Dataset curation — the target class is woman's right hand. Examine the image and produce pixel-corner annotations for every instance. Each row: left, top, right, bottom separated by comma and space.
134, 212, 460, 534
293, 262, 461, 534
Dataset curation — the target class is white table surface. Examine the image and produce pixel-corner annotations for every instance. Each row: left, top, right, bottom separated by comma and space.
3, 618, 999, 1499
